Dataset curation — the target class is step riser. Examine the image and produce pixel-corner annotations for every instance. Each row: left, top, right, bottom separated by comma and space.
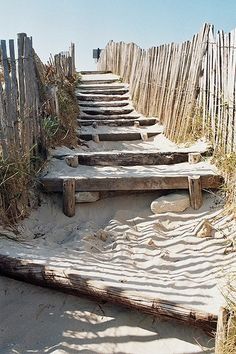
79, 115, 140, 120
78, 85, 128, 90
77, 89, 128, 95
77, 95, 128, 102
80, 79, 119, 85
41, 175, 223, 193
56, 152, 200, 166
79, 70, 112, 75
79, 102, 129, 108
78, 132, 160, 141
81, 108, 133, 116
77, 118, 157, 126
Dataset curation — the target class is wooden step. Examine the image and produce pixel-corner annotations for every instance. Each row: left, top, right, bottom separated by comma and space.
79, 114, 140, 120
77, 118, 157, 126
77, 88, 129, 95
53, 149, 212, 166
80, 79, 119, 85
77, 94, 129, 102
40, 162, 223, 193
78, 84, 128, 90
78, 131, 160, 141
81, 107, 134, 116
78, 101, 129, 108
79, 70, 112, 75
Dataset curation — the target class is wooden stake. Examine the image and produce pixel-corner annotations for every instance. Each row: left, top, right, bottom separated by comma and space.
188, 153, 201, 164
215, 307, 228, 354
92, 134, 100, 143
63, 178, 75, 217
65, 155, 79, 168
188, 175, 203, 209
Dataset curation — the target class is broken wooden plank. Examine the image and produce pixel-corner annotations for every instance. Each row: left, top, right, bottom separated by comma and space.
63, 178, 75, 217
77, 118, 157, 126
188, 175, 203, 209
0, 252, 217, 334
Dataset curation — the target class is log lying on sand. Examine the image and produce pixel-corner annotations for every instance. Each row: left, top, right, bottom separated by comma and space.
0, 252, 217, 334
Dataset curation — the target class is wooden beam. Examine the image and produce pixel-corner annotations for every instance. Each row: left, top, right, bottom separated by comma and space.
0, 253, 217, 334
78, 88, 129, 95
77, 118, 157, 126
41, 175, 223, 193
81, 107, 133, 116
79, 114, 140, 120
188, 175, 203, 209
77, 94, 129, 102
78, 131, 160, 141
65, 151, 205, 166
63, 178, 75, 217
79, 70, 112, 74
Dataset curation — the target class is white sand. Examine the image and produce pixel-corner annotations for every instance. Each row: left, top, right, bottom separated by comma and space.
1, 71, 235, 353
0, 276, 214, 354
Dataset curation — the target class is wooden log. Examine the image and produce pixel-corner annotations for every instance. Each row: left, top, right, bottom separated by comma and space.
63, 178, 75, 217
41, 174, 223, 193
0, 253, 217, 334
65, 155, 79, 168
188, 175, 203, 209
188, 153, 201, 164
215, 307, 228, 354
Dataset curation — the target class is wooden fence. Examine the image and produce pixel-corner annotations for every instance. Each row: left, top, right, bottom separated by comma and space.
0, 33, 76, 224
98, 23, 236, 154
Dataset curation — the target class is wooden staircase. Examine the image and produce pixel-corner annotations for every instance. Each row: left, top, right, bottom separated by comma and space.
40, 71, 223, 216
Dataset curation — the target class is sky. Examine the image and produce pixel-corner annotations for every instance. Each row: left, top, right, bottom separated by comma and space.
0, 0, 236, 70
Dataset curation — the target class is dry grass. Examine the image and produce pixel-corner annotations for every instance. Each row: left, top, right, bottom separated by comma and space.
0, 153, 43, 226
218, 274, 236, 354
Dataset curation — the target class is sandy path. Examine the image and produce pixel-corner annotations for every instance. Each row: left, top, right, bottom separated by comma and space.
0, 276, 214, 354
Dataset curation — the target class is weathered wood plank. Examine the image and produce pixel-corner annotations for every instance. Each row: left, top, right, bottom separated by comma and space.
54, 150, 211, 166
41, 174, 223, 193
81, 107, 133, 116
78, 131, 160, 141
77, 118, 157, 126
